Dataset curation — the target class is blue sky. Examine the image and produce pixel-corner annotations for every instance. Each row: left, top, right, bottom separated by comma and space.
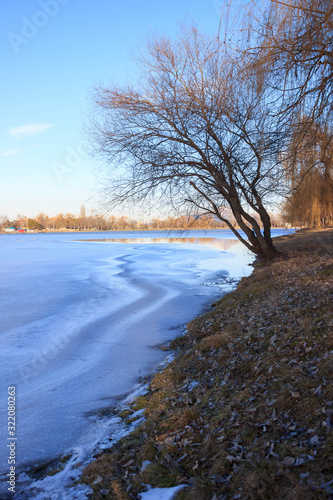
0, 0, 223, 220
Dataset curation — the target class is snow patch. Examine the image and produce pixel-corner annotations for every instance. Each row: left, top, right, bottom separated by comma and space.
187, 381, 199, 391
139, 485, 187, 500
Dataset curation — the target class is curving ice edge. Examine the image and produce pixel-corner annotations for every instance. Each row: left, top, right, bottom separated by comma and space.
14, 353, 177, 500
1, 229, 293, 499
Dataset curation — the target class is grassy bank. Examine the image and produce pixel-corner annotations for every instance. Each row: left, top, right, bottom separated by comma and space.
82, 228, 333, 499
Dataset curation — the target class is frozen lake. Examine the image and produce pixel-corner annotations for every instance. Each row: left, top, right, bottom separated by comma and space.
0, 229, 292, 497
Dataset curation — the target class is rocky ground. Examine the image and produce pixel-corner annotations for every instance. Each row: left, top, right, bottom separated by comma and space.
82, 228, 333, 499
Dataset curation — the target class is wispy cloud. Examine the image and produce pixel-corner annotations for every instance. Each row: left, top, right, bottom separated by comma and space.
0, 148, 22, 158
8, 123, 53, 139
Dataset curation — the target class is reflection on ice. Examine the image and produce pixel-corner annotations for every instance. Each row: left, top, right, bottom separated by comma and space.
78, 236, 239, 252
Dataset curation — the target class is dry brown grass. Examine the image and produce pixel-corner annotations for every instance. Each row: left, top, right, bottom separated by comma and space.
82, 228, 333, 499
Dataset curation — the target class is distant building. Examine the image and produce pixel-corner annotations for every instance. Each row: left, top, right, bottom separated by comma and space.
4, 227, 16, 232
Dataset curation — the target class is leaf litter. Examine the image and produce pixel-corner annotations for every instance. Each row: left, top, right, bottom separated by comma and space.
82, 228, 333, 499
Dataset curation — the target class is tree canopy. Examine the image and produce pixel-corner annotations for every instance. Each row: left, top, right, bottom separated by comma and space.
245, 0, 333, 121
245, 0, 333, 227
283, 120, 333, 226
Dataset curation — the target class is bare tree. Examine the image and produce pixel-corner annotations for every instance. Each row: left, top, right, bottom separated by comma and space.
244, 0, 333, 120
0, 215, 10, 231
35, 212, 49, 228
15, 214, 28, 229
79, 204, 87, 230
283, 119, 333, 226
90, 27, 291, 259
237, 0, 333, 229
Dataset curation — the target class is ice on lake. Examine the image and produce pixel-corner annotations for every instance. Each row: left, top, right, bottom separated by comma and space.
0, 228, 293, 497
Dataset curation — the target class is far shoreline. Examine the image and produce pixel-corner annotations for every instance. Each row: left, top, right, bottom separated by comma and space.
0, 226, 295, 235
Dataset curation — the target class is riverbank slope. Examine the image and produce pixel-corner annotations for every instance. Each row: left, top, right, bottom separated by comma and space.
83, 228, 333, 499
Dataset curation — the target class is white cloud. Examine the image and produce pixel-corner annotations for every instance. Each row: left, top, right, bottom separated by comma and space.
0, 148, 22, 157
8, 123, 53, 139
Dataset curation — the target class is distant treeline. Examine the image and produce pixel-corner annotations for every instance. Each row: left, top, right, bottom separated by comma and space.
0, 209, 285, 232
